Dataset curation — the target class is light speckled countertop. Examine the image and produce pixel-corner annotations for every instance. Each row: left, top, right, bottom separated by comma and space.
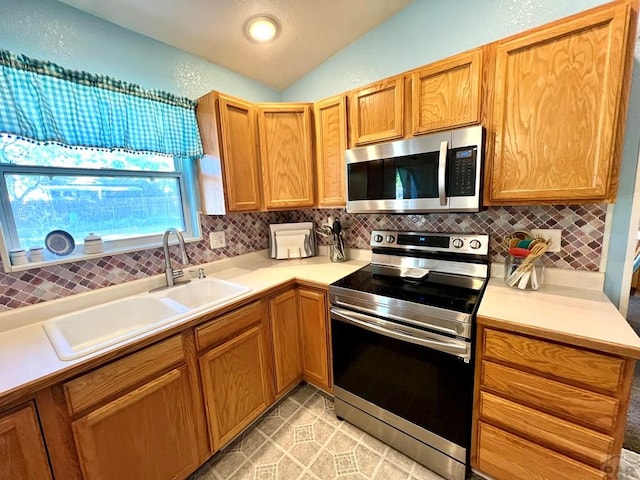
479, 278, 640, 358
0, 249, 369, 405
1, 250, 640, 407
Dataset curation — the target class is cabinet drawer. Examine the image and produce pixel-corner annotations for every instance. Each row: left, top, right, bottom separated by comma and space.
483, 329, 625, 393
196, 300, 264, 352
64, 335, 184, 415
481, 361, 619, 432
477, 422, 606, 480
479, 391, 613, 466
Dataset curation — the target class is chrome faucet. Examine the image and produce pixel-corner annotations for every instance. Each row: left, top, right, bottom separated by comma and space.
162, 228, 191, 288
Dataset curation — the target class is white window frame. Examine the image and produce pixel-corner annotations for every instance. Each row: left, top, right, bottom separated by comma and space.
0, 158, 201, 273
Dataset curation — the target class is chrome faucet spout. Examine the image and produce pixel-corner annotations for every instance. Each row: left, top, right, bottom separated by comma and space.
162, 228, 191, 287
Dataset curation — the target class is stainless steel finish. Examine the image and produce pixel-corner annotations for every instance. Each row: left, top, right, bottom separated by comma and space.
345, 125, 484, 214
335, 390, 466, 480
329, 229, 486, 480
347, 197, 448, 213
197, 268, 206, 279
336, 387, 466, 463
450, 126, 485, 213
438, 139, 448, 206
370, 230, 490, 256
346, 130, 451, 164
331, 307, 471, 361
330, 289, 472, 338
162, 228, 191, 288
371, 252, 489, 280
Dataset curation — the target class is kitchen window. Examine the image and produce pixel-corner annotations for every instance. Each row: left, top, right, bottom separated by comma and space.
0, 49, 204, 271
0, 134, 200, 270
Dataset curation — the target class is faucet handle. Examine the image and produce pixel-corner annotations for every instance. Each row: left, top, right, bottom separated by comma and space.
173, 269, 184, 279
197, 268, 206, 279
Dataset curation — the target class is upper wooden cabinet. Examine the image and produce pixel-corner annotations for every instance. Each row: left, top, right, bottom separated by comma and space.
314, 94, 347, 207
217, 94, 262, 211
258, 104, 315, 209
411, 48, 483, 135
487, 1, 634, 204
0, 404, 52, 480
196, 92, 262, 212
349, 77, 404, 147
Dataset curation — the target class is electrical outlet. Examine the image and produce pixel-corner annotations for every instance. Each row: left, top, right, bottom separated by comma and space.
209, 231, 226, 249
531, 229, 562, 253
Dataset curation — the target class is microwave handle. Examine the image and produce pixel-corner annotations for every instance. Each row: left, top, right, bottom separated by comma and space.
438, 140, 448, 206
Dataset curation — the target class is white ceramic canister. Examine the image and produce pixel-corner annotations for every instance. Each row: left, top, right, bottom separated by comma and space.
29, 246, 45, 262
83, 233, 104, 254
9, 249, 28, 266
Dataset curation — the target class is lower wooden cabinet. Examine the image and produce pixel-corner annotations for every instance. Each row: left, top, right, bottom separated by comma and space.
196, 301, 274, 452
0, 403, 52, 480
72, 367, 202, 480
298, 287, 331, 391
477, 422, 607, 480
10, 286, 335, 480
269, 289, 303, 395
473, 323, 635, 480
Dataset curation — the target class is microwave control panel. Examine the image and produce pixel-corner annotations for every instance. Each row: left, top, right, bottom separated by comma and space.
448, 147, 477, 197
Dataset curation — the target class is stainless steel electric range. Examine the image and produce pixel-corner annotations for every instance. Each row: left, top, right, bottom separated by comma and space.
329, 231, 490, 480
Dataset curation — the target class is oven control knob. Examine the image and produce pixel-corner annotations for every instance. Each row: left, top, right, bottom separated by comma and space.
373, 234, 383, 243
469, 239, 482, 250
452, 238, 464, 248
386, 235, 395, 244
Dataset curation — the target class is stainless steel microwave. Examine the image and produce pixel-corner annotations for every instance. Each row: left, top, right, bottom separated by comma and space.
345, 125, 484, 214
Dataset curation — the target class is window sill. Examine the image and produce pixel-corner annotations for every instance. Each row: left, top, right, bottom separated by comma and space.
1, 234, 202, 274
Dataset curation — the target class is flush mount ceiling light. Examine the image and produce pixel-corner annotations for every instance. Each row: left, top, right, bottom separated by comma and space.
245, 15, 280, 43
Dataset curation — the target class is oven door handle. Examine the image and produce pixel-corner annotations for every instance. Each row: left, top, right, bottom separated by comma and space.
438, 140, 448, 206
331, 307, 470, 361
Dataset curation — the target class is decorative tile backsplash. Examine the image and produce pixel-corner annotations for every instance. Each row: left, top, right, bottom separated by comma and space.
288, 204, 607, 271
0, 205, 606, 312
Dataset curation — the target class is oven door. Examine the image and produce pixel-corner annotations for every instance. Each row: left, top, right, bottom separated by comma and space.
330, 306, 473, 458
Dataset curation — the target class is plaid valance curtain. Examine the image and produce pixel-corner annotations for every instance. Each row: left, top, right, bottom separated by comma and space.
0, 49, 203, 159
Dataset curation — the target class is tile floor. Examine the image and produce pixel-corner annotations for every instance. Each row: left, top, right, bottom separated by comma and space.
190, 383, 640, 480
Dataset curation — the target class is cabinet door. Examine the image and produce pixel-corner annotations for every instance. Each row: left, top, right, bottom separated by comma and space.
200, 325, 271, 450
314, 95, 347, 207
349, 77, 404, 147
489, 2, 632, 203
217, 94, 262, 211
258, 104, 315, 209
0, 404, 52, 480
411, 48, 482, 135
298, 288, 331, 391
270, 289, 303, 394
72, 367, 201, 480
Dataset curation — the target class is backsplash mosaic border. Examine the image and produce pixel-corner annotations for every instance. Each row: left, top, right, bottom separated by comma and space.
0, 205, 606, 311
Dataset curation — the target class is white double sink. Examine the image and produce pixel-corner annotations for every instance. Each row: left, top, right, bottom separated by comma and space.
43, 278, 251, 361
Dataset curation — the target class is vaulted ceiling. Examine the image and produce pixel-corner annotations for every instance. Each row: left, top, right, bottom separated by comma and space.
57, 0, 414, 90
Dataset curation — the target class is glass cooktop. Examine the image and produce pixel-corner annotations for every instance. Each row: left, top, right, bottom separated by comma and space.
331, 265, 483, 314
